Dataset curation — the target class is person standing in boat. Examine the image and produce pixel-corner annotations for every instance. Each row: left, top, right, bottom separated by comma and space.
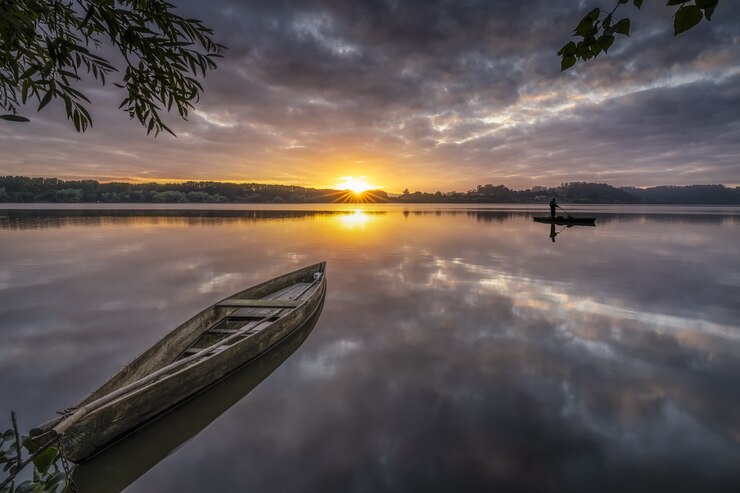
549, 198, 558, 218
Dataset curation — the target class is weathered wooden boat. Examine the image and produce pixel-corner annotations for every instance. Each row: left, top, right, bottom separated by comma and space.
72, 298, 324, 491
533, 216, 596, 225
35, 262, 327, 463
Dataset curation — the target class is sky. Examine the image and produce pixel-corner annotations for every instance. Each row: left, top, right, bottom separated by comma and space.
1, 0, 739, 192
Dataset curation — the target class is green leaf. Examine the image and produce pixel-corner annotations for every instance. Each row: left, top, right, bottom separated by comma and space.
614, 18, 631, 35
575, 18, 594, 36
20, 66, 39, 79
78, 104, 92, 125
674, 5, 703, 34
80, 5, 97, 27
561, 55, 577, 71
21, 79, 31, 103
586, 8, 600, 21
598, 34, 616, 52
63, 95, 73, 118
603, 14, 613, 29
1, 115, 31, 122
32, 446, 57, 475
695, 0, 718, 20
633, 0, 643, 8
576, 42, 592, 58
38, 91, 54, 111
73, 110, 81, 131
557, 41, 577, 57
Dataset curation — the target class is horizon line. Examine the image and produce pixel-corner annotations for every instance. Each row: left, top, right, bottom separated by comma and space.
2, 175, 738, 195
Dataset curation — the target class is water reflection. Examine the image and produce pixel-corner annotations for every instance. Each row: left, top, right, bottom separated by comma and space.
1, 206, 739, 492
337, 210, 373, 229
1, 208, 737, 231
541, 222, 597, 243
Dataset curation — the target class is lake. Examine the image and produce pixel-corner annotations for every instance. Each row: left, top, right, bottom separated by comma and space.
1, 204, 739, 492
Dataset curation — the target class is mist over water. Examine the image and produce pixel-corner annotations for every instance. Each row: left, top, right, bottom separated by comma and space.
1, 205, 739, 492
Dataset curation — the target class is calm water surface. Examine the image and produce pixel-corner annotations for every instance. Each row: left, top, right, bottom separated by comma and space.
1, 205, 739, 492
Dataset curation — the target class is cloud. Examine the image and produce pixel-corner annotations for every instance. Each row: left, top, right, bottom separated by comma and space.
1, 0, 738, 189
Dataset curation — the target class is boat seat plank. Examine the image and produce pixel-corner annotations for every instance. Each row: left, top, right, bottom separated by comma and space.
208, 328, 241, 335
183, 345, 230, 356
222, 283, 312, 318
181, 280, 316, 361
217, 299, 301, 308
228, 308, 282, 319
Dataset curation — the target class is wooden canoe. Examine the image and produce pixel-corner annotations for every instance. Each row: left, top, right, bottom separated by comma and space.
533, 216, 596, 225
35, 262, 327, 463
72, 296, 324, 491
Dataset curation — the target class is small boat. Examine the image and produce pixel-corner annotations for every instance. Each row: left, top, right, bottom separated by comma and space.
34, 262, 327, 463
533, 216, 596, 225
72, 298, 323, 491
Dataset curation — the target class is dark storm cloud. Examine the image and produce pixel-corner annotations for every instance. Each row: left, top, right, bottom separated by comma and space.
0, 0, 738, 188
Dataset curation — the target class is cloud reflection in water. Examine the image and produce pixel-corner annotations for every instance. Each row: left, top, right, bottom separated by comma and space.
0, 207, 739, 492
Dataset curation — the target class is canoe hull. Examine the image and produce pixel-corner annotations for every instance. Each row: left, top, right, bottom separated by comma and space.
533, 216, 596, 225
49, 263, 326, 463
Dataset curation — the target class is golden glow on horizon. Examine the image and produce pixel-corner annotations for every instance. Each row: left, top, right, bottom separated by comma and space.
330, 175, 388, 203
110, 174, 391, 192
336, 176, 376, 194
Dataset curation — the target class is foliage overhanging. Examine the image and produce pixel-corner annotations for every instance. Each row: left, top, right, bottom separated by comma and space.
559, 0, 719, 71
0, 0, 225, 135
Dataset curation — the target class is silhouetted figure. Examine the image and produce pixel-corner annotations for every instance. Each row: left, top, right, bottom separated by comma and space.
549, 198, 557, 218
549, 223, 558, 242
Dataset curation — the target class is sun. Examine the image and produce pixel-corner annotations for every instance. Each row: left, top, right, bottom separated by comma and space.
336, 176, 374, 195
331, 175, 386, 203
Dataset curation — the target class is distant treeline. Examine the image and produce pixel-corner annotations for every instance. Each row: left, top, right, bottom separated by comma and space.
0, 176, 385, 204
397, 183, 740, 204
1, 176, 739, 204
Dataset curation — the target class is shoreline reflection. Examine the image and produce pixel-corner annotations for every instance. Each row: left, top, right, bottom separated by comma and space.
1, 207, 737, 231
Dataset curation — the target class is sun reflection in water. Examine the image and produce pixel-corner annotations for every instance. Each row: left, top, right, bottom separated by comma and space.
337, 210, 372, 229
